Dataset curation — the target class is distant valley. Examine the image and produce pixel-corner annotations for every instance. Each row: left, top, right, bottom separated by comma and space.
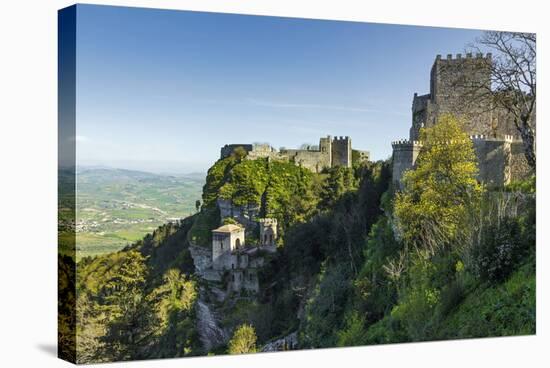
75, 167, 204, 258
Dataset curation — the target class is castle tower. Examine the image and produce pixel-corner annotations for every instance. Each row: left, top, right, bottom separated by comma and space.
391, 140, 423, 188
319, 135, 333, 168
259, 218, 277, 248
331, 136, 352, 168
211, 224, 245, 271
410, 53, 494, 140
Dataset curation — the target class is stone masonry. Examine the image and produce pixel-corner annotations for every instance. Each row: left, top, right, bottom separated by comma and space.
220, 136, 368, 173
393, 53, 533, 187
209, 219, 279, 294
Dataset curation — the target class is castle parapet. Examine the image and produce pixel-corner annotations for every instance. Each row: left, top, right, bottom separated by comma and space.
434, 53, 492, 62
391, 139, 423, 149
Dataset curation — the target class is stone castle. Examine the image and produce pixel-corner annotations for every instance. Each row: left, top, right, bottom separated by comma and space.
392, 53, 533, 187
210, 219, 278, 294
221, 136, 370, 173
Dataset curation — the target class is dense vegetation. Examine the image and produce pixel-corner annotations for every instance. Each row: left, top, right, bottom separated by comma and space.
63, 117, 535, 362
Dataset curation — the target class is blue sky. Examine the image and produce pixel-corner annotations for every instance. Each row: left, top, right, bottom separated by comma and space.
75, 4, 485, 173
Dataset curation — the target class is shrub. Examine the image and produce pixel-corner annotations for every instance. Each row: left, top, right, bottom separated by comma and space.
470, 217, 526, 283
228, 324, 257, 354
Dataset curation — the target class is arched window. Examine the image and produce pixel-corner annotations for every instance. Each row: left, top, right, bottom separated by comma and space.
235, 238, 241, 249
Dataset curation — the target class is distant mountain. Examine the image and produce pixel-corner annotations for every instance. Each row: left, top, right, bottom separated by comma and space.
77, 166, 205, 182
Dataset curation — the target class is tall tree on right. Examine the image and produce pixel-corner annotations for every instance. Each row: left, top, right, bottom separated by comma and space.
476, 31, 536, 170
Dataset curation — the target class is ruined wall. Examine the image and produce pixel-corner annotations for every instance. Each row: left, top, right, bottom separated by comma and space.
354, 149, 371, 164
220, 144, 254, 159
280, 149, 330, 173
229, 268, 259, 293
259, 218, 277, 247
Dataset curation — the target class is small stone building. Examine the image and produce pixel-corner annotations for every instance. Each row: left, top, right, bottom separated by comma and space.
259, 218, 278, 252
212, 224, 245, 271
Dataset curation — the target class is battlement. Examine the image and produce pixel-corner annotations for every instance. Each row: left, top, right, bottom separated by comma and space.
391, 139, 423, 147
258, 218, 277, 226
221, 135, 362, 173
469, 134, 514, 142
333, 135, 350, 141
435, 52, 492, 61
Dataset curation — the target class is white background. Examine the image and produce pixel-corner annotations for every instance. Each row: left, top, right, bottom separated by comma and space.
0, 0, 548, 366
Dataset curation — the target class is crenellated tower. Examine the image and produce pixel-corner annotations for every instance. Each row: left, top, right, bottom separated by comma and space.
331, 136, 352, 168
393, 53, 532, 188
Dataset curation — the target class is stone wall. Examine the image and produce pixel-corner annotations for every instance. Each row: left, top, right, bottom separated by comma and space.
279, 148, 330, 173
212, 229, 245, 271
510, 141, 533, 181
228, 268, 259, 293
331, 136, 352, 168
220, 144, 254, 159
221, 135, 365, 173
394, 53, 534, 187
409, 53, 522, 141
471, 136, 512, 187
391, 140, 422, 187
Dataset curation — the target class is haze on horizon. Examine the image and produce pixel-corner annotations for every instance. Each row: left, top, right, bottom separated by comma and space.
75, 4, 486, 174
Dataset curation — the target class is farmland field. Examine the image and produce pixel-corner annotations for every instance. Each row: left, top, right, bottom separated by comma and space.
74, 167, 204, 259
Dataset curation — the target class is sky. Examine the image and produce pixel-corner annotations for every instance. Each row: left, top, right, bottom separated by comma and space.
74, 4, 485, 174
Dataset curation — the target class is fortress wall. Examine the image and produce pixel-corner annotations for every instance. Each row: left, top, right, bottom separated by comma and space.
430, 54, 494, 137
220, 144, 253, 159
410, 93, 432, 140
431, 53, 491, 107
354, 149, 370, 163
282, 149, 330, 173
391, 141, 422, 187
510, 141, 533, 182
395, 53, 535, 187
471, 137, 512, 187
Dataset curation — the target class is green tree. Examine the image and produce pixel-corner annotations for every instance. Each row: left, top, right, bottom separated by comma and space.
394, 114, 483, 254
319, 167, 357, 210
228, 324, 257, 354
195, 200, 201, 212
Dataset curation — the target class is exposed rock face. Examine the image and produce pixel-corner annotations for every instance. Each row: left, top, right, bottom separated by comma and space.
217, 198, 260, 228
261, 332, 298, 352
188, 245, 212, 277
195, 298, 228, 352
